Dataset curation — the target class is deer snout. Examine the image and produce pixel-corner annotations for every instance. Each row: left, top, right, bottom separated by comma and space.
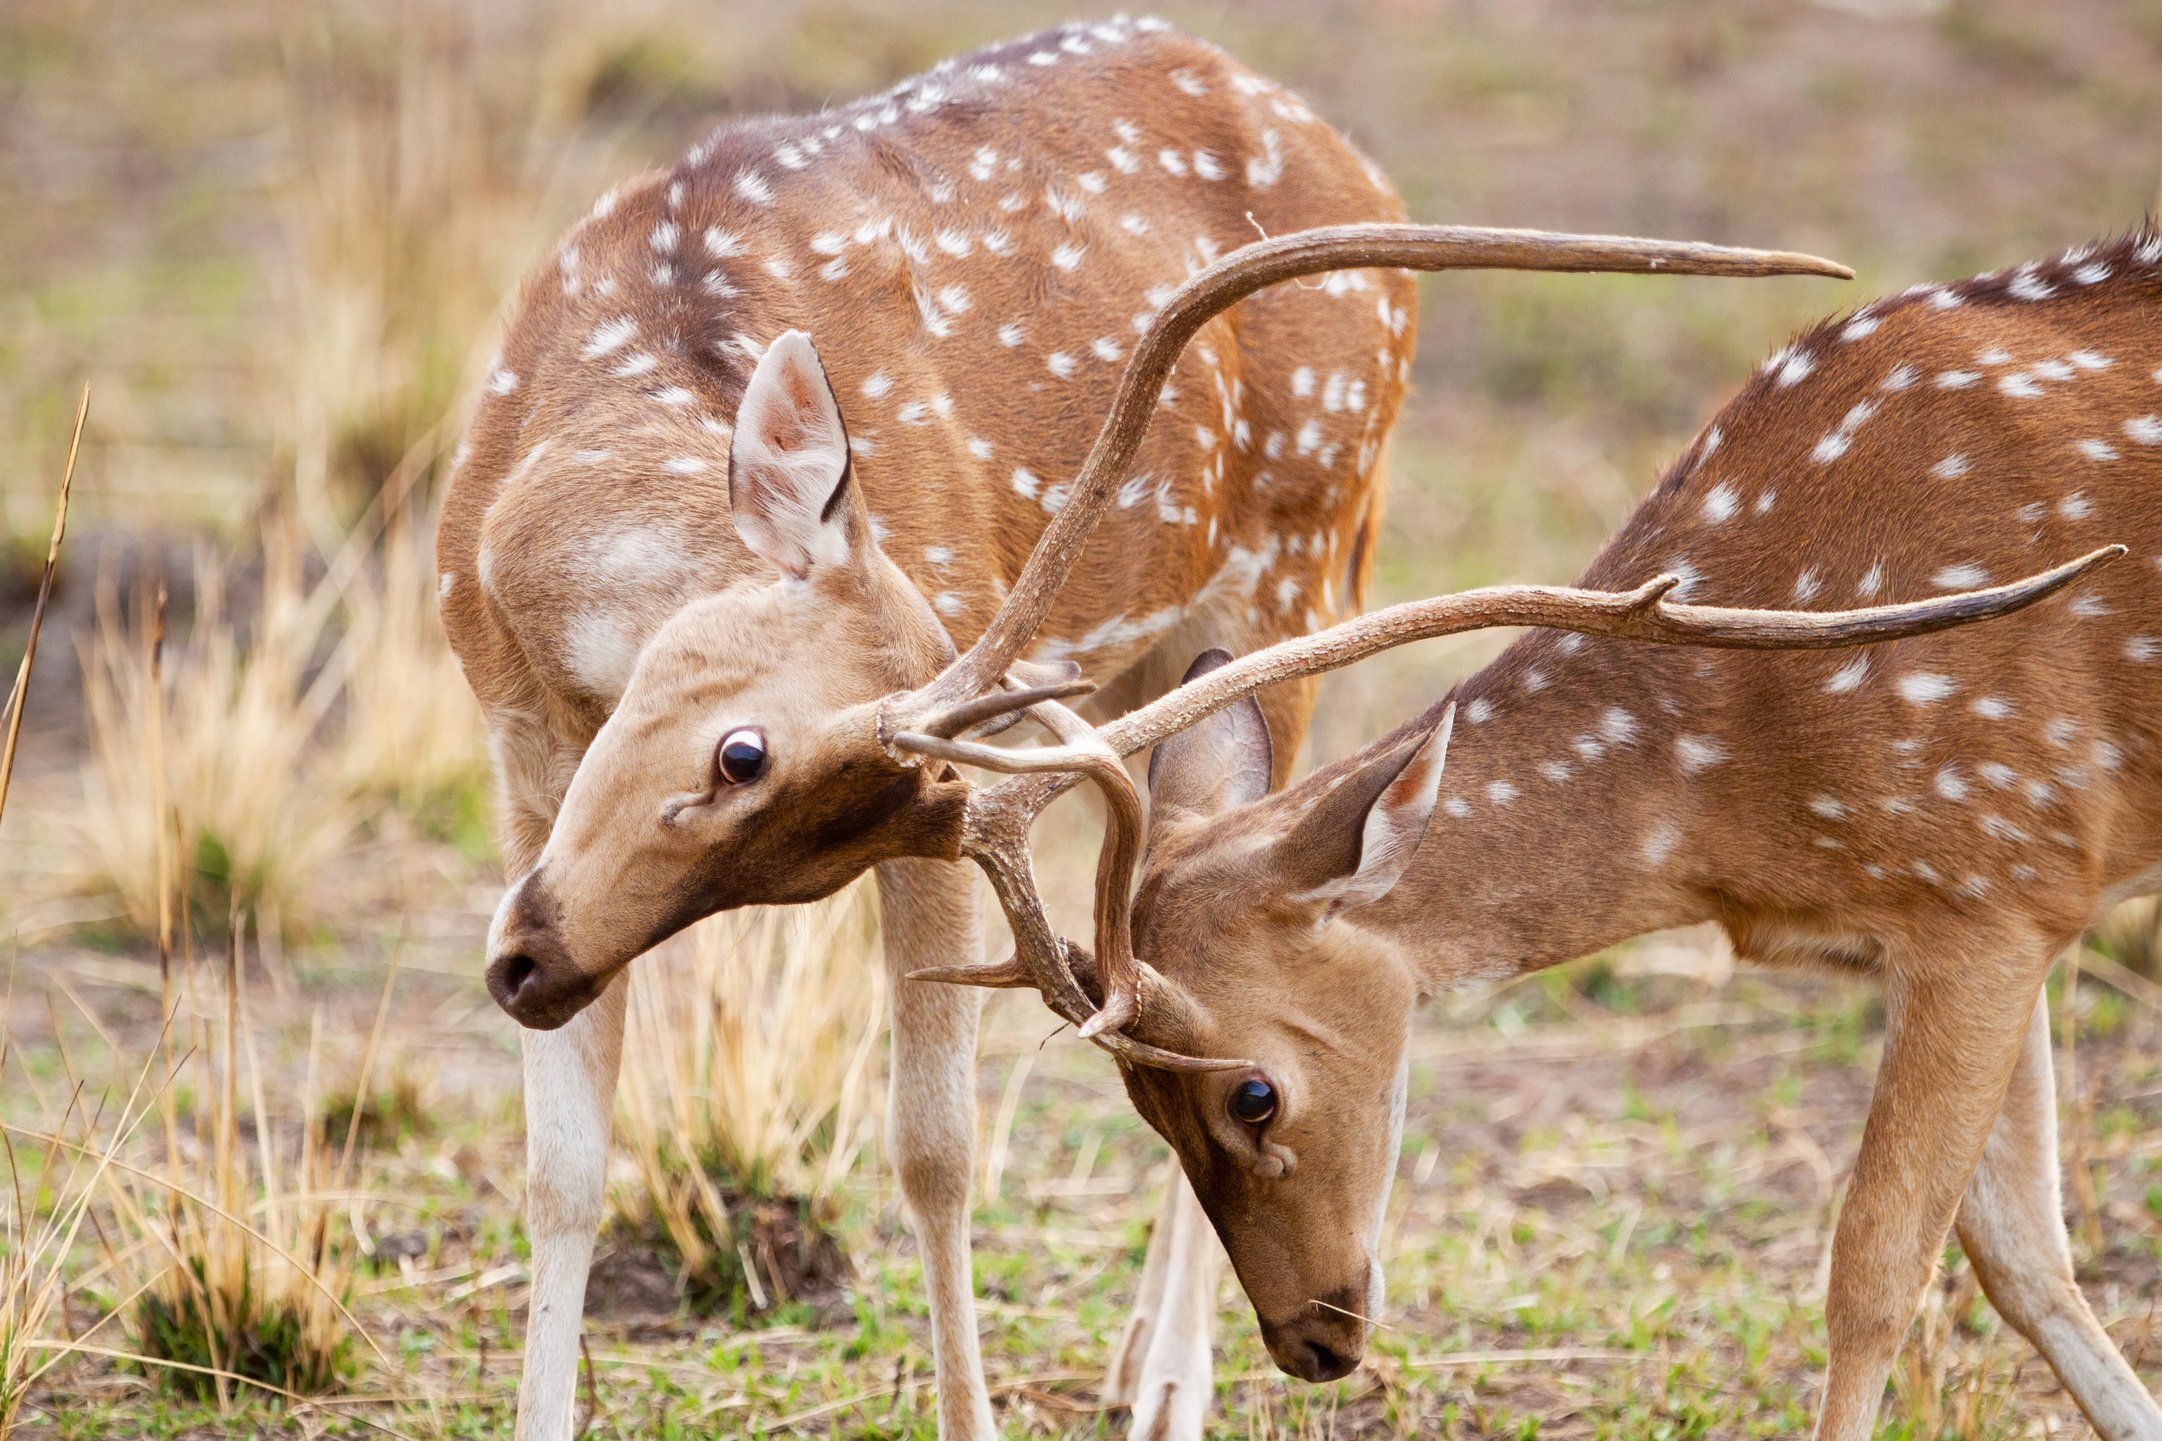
485, 873, 601, 1030
1259, 1276, 1372, 1383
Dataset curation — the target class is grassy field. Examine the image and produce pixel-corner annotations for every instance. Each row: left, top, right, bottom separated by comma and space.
4, 1, 2162, 1436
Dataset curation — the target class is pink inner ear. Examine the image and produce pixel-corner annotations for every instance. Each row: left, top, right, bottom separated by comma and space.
729, 330, 853, 577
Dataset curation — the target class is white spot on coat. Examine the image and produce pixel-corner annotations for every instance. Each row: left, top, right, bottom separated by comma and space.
1641, 822, 1680, 866
1674, 735, 1727, 774
583, 315, 638, 359
1897, 673, 1958, 704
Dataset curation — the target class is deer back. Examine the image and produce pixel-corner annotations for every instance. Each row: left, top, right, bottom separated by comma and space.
436, 18, 1413, 737
1394, 230, 2162, 961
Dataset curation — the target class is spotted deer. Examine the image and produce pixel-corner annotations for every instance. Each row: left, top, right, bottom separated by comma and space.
909, 230, 2162, 1438
437, 19, 1856, 1439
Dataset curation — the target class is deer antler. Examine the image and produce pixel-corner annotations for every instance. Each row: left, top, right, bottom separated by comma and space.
1098, 546, 2123, 759
892, 545, 2123, 1069
906, 696, 1249, 1071
877, 223, 1852, 749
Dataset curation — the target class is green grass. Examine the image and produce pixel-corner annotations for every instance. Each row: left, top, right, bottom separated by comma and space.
3, 952, 2157, 1436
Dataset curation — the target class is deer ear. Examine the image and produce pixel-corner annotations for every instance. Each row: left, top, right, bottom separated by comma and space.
1147, 649, 1274, 826
729, 330, 857, 579
1276, 705, 1453, 913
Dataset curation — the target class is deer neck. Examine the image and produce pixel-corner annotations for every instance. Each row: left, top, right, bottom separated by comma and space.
1359, 631, 1736, 994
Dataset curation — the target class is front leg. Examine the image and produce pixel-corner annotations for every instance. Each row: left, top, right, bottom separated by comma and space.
514, 974, 628, 1441
1105, 1163, 1219, 1440
878, 858, 997, 1440
1956, 994, 2162, 1439
1814, 944, 2052, 1440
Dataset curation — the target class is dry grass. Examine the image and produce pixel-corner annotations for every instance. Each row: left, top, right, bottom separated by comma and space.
0, 1023, 146, 1433
270, 0, 668, 541
611, 886, 886, 1313
0, 388, 84, 832
67, 505, 484, 941
106, 937, 367, 1402
76, 539, 356, 941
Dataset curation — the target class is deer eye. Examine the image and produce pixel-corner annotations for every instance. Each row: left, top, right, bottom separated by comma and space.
1228, 1076, 1277, 1126
716, 729, 767, 785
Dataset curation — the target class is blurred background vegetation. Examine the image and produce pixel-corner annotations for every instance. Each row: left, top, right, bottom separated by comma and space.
2, 1, 2161, 1435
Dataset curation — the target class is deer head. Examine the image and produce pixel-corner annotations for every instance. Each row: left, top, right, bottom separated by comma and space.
487, 330, 1028, 1026
899, 546, 2119, 1373
486, 223, 1859, 1030
1128, 655, 1447, 1379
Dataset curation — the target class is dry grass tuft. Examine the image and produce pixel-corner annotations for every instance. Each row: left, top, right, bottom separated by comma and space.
69, 504, 486, 940
107, 931, 376, 1403
1891, 1258, 2012, 1441
0, 1025, 147, 1432
611, 886, 885, 1316
77, 539, 356, 940
271, 1, 652, 540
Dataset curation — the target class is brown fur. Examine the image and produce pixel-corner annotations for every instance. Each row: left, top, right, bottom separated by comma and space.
1125, 229, 2162, 1436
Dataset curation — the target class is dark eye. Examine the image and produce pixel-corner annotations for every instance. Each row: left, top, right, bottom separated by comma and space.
1228, 1076, 1277, 1126
717, 728, 767, 785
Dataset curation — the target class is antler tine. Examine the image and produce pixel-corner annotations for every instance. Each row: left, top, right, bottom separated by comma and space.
923, 678, 1097, 740
1099, 546, 2123, 761
882, 222, 1852, 741
1006, 700, 1149, 1042
932, 731, 1249, 1071
896, 700, 1147, 1039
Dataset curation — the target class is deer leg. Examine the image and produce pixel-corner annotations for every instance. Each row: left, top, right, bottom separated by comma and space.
1814, 947, 2050, 1440
1105, 1163, 1219, 1440
877, 857, 997, 1441
514, 972, 627, 1441
1956, 992, 2162, 1438
482, 706, 624, 1441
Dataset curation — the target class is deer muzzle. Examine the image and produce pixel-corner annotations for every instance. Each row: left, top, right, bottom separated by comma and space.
485, 869, 605, 1030
1258, 1267, 1377, 1383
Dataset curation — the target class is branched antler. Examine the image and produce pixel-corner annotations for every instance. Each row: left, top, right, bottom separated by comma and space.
1097, 546, 2123, 759
914, 700, 1249, 1072
896, 545, 2122, 1068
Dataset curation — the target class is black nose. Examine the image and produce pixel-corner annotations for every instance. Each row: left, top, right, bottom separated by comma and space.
495, 950, 538, 998
485, 880, 595, 1030
494, 951, 539, 1001
1285, 1337, 1358, 1382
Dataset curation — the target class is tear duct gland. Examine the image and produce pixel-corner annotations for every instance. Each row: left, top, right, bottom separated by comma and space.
1043, 230, 2162, 1437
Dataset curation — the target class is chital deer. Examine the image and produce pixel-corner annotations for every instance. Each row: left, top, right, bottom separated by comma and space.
438, 20, 1856, 1437
915, 231, 2162, 1438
